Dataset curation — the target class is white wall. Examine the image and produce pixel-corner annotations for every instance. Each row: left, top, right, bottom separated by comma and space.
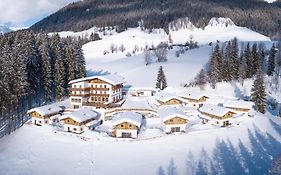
116, 129, 138, 138
63, 124, 86, 134
163, 124, 187, 133
32, 118, 49, 125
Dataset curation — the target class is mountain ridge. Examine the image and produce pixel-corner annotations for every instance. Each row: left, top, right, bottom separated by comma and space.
30, 0, 281, 39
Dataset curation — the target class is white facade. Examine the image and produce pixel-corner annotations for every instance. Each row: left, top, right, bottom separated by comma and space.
69, 75, 125, 109
115, 129, 138, 138
163, 124, 187, 133
32, 118, 50, 126
62, 124, 86, 134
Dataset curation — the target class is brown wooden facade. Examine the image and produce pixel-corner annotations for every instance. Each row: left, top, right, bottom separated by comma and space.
112, 122, 139, 137
62, 117, 93, 126
157, 98, 183, 105
163, 116, 188, 125
201, 111, 235, 120
225, 107, 250, 112
183, 96, 208, 103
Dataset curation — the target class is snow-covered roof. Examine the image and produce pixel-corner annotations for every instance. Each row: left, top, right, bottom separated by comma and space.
179, 91, 208, 101
199, 104, 234, 118
69, 74, 125, 85
111, 112, 143, 127
59, 109, 98, 123
27, 105, 63, 117
155, 92, 185, 103
158, 106, 188, 121
122, 97, 154, 110
124, 86, 157, 91
223, 100, 254, 109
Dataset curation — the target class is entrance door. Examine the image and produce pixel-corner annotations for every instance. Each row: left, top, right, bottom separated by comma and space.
68, 127, 70, 132
171, 127, 180, 133
121, 132, 132, 138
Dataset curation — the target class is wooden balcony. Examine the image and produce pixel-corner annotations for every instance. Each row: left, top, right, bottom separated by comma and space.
69, 87, 90, 91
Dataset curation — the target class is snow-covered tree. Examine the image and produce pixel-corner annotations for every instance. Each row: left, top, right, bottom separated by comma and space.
154, 42, 168, 62
195, 69, 208, 90
267, 44, 277, 76
167, 159, 177, 175
144, 50, 152, 66
156, 66, 167, 90
251, 66, 266, 114
229, 37, 239, 80
244, 43, 253, 78
209, 43, 222, 88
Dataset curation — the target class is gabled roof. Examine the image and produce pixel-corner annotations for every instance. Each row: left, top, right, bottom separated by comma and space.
158, 106, 188, 121
199, 104, 234, 118
155, 92, 186, 103
179, 91, 208, 100
223, 100, 254, 109
69, 74, 125, 85
59, 109, 98, 123
111, 112, 142, 127
27, 105, 63, 116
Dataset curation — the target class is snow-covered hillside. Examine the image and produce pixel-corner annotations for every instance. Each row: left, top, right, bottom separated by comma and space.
1, 81, 281, 175
79, 17, 270, 88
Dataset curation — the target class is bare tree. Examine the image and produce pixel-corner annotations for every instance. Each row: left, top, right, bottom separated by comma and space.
154, 42, 168, 62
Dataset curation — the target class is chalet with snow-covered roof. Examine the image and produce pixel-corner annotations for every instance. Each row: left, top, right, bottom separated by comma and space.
180, 92, 209, 108
111, 112, 143, 138
158, 106, 189, 133
155, 93, 187, 106
223, 100, 254, 113
27, 105, 64, 126
68, 74, 125, 109
59, 109, 99, 134
199, 104, 236, 127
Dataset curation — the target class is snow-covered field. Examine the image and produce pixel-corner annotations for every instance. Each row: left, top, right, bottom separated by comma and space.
80, 18, 270, 88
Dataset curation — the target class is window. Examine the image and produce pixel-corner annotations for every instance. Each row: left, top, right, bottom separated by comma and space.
79, 85, 82, 88
91, 97, 94, 101
100, 85, 102, 88
104, 85, 106, 88
67, 120, 70, 122
121, 124, 124, 127
102, 97, 105, 101
39, 121, 42, 124
170, 119, 173, 122
95, 85, 97, 88
129, 124, 132, 128
171, 127, 180, 133
91, 85, 93, 88
45, 120, 48, 124
74, 85, 77, 88
121, 132, 132, 138
105, 98, 108, 102
74, 128, 77, 131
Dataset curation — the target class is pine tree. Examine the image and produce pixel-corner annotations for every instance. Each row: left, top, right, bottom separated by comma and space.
195, 69, 208, 90
209, 43, 222, 88
267, 44, 276, 76
222, 41, 231, 81
251, 66, 266, 114
229, 38, 239, 80
244, 43, 253, 78
156, 66, 167, 90
251, 43, 258, 75
39, 35, 53, 102
74, 41, 86, 79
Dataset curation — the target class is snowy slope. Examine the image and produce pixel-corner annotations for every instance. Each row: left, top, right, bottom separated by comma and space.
1, 81, 281, 174
82, 17, 270, 88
